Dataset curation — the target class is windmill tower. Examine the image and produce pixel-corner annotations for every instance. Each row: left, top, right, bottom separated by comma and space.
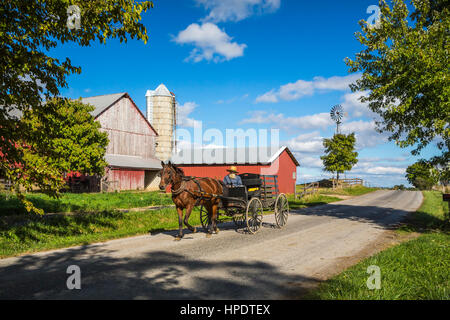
145, 84, 177, 161
330, 104, 344, 134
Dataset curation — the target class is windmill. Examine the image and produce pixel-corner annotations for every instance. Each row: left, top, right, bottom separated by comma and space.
330, 104, 344, 134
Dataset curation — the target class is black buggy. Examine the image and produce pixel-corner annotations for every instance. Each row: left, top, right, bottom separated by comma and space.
199, 173, 289, 234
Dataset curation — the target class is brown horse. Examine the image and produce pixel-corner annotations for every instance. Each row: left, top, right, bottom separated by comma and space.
159, 161, 223, 240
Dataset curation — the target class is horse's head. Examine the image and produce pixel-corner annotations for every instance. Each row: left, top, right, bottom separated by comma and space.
158, 161, 184, 191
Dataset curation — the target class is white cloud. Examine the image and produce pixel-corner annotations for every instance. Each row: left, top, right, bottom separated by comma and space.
352, 160, 406, 176
341, 120, 389, 149
278, 80, 315, 101
366, 166, 405, 175
340, 90, 378, 118
285, 131, 324, 154
196, 0, 280, 23
241, 111, 333, 132
255, 90, 278, 103
255, 74, 361, 103
174, 23, 247, 63
177, 102, 202, 128
215, 93, 249, 104
360, 156, 409, 163
347, 157, 408, 179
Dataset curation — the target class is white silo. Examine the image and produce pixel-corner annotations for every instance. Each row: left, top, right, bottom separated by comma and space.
145, 84, 176, 161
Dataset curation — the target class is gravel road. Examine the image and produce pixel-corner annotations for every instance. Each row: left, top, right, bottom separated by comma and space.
0, 190, 423, 299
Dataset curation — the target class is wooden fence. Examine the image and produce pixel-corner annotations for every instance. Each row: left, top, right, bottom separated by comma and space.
296, 182, 319, 199
0, 178, 13, 200
332, 178, 363, 189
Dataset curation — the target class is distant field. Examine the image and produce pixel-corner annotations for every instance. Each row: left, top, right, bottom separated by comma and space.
289, 185, 378, 210
304, 191, 449, 300
0, 207, 193, 258
317, 185, 379, 196
288, 193, 342, 210
0, 191, 173, 216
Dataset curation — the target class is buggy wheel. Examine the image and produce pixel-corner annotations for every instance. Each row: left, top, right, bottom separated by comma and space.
199, 205, 210, 232
246, 197, 263, 234
274, 193, 289, 228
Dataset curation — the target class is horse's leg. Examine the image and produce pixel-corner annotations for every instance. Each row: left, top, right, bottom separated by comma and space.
211, 201, 220, 234
183, 203, 197, 233
175, 206, 184, 241
205, 203, 214, 238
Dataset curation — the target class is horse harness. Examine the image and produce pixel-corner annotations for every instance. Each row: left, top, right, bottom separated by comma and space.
171, 176, 221, 206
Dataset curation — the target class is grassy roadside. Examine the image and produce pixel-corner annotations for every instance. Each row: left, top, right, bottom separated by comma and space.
0, 191, 173, 216
317, 185, 379, 197
0, 207, 200, 258
288, 193, 342, 210
289, 185, 378, 210
303, 191, 449, 300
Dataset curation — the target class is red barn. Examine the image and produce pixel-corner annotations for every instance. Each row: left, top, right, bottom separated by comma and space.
171, 146, 299, 194
81, 92, 161, 191
3, 92, 162, 192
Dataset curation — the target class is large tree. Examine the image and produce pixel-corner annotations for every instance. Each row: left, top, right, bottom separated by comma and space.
0, 0, 153, 213
345, 0, 449, 171
1, 99, 109, 214
320, 133, 359, 181
406, 159, 440, 189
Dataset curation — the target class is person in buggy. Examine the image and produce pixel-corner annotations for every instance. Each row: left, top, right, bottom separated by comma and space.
223, 166, 243, 187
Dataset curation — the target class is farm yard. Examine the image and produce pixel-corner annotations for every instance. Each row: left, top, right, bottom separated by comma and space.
0, 190, 173, 216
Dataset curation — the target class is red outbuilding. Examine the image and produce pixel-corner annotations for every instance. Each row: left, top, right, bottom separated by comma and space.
171, 146, 299, 194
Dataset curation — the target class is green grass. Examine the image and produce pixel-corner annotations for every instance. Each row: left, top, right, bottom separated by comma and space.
288, 193, 342, 210
0, 191, 173, 216
289, 185, 378, 210
398, 190, 450, 232
304, 191, 450, 300
317, 185, 379, 196
295, 185, 378, 197
0, 207, 202, 258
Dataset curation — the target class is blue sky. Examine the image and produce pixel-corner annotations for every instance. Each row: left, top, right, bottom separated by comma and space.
55, 0, 440, 187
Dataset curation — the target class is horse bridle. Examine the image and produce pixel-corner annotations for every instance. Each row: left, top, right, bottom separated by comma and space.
159, 165, 174, 190
160, 165, 187, 195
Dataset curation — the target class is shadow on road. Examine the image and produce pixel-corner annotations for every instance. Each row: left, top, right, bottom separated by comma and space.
0, 244, 318, 299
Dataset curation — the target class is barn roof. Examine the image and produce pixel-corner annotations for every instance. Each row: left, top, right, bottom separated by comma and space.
80, 92, 158, 136
105, 154, 162, 170
2, 94, 128, 120
80, 92, 127, 118
171, 146, 299, 166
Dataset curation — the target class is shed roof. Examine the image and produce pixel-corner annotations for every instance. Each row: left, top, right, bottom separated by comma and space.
171, 146, 299, 166
105, 154, 162, 170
